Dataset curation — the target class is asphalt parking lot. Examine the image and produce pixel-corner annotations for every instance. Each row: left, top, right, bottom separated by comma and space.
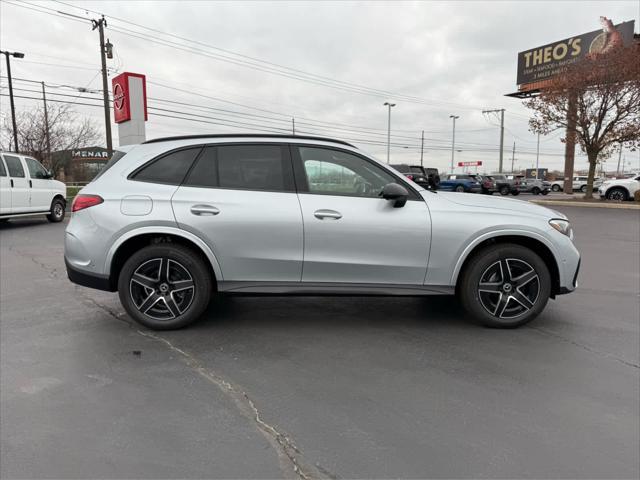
1, 205, 638, 479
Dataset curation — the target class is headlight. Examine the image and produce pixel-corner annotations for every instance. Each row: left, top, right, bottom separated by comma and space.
549, 219, 573, 239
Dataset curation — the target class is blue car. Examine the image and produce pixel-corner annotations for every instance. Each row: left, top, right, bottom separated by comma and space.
439, 174, 483, 193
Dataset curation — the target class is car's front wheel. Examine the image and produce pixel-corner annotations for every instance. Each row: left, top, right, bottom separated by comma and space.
606, 187, 628, 201
531, 187, 541, 195
47, 198, 66, 222
499, 186, 510, 196
455, 185, 465, 192
118, 244, 213, 330
551, 184, 561, 192
458, 244, 551, 328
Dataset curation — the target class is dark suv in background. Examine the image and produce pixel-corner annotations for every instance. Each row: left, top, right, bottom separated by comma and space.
390, 164, 440, 190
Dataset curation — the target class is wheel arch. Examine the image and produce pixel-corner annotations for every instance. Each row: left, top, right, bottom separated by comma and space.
51, 194, 66, 207
452, 233, 561, 297
105, 228, 222, 291
606, 186, 630, 199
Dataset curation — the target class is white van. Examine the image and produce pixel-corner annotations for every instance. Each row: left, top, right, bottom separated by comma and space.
0, 152, 67, 223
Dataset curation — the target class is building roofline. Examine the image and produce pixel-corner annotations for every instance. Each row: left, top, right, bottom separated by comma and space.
141, 133, 356, 148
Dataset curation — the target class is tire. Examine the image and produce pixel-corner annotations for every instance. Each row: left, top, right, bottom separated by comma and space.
580, 185, 587, 193
606, 187, 628, 201
0, 218, 9, 224
499, 186, 510, 196
47, 198, 66, 222
531, 187, 540, 195
118, 244, 213, 330
541, 189, 549, 196
511, 190, 520, 196
458, 244, 551, 328
551, 184, 561, 192
455, 185, 465, 193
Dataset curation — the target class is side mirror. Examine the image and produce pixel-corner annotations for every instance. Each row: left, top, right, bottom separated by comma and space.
44, 170, 53, 179
380, 182, 408, 208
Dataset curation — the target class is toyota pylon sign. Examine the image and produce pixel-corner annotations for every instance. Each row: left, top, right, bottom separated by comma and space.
458, 161, 482, 167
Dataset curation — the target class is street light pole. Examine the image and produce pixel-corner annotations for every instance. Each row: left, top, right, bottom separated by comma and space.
449, 115, 459, 173
1, 50, 24, 152
384, 102, 396, 163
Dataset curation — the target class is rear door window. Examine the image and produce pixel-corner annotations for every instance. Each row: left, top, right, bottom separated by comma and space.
3, 155, 25, 178
217, 144, 293, 192
0, 158, 6, 176
132, 147, 202, 185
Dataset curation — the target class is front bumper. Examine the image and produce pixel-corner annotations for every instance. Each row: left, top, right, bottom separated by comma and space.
557, 256, 580, 295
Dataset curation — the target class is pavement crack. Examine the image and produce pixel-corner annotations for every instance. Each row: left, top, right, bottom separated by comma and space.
528, 326, 640, 369
136, 329, 328, 480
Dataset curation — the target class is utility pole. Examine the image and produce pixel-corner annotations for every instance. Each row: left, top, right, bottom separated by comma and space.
383, 102, 396, 163
292, 117, 295, 135
535, 132, 540, 177
482, 108, 505, 172
562, 93, 577, 195
449, 115, 459, 173
92, 16, 113, 154
41, 82, 51, 170
511, 142, 516, 173
616, 143, 623, 175
420, 130, 424, 166
1, 50, 24, 152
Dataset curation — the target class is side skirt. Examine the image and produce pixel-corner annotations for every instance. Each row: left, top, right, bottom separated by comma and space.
217, 281, 455, 297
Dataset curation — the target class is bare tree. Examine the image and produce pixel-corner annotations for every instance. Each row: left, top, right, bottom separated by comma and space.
1, 104, 101, 176
525, 44, 640, 198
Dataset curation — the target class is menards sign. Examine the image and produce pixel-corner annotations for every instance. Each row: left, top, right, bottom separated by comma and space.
516, 18, 635, 86
71, 150, 110, 159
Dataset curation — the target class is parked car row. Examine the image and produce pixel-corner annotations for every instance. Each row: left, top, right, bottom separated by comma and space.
438, 173, 550, 196
550, 176, 604, 192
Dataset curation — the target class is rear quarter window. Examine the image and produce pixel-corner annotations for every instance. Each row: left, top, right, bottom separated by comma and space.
132, 147, 202, 185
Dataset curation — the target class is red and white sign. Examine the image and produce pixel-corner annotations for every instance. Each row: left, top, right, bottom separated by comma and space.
458, 161, 483, 167
112, 72, 147, 124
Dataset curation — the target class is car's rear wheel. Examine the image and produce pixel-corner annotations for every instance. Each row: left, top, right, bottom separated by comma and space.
455, 185, 465, 192
47, 198, 66, 222
458, 244, 551, 328
580, 185, 587, 193
118, 244, 213, 330
606, 187, 628, 201
499, 186, 510, 196
511, 190, 520, 196
551, 184, 561, 192
531, 187, 541, 195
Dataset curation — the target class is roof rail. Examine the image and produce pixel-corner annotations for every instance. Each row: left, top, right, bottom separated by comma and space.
142, 133, 356, 148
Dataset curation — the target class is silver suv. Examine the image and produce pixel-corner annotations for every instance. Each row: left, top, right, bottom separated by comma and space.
65, 135, 580, 330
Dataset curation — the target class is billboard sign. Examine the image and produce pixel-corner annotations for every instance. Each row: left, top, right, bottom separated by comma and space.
526, 168, 548, 179
516, 19, 635, 85
112, 72, 148, 124
458, 161, 482, 167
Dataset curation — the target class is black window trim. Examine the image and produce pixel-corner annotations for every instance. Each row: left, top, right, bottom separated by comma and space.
179, 142, 297, 194
290, 143, 422, 201
0, 156, 7, 177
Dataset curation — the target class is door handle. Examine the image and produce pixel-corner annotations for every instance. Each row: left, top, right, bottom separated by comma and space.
314, 209, 342, 220
190, 204, 220, 216
29, 180, 32, 188
10, 179, 13, 188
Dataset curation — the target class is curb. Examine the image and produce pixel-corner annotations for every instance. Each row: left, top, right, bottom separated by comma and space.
530, 199, 640, 210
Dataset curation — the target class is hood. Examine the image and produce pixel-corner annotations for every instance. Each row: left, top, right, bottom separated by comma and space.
428, 191, 566, 219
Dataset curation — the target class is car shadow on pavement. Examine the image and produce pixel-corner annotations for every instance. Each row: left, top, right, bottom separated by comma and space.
190, 294, 474, 333
0, 219, 52, 230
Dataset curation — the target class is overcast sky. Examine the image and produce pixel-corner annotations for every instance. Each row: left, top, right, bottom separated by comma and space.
1, 0, 639, 173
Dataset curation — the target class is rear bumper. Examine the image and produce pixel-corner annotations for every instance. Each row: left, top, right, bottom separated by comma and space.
65, 258, 115, 292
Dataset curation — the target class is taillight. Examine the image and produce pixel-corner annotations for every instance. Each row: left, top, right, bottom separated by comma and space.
72, 194, 103, 212
405, 174, 414, 180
